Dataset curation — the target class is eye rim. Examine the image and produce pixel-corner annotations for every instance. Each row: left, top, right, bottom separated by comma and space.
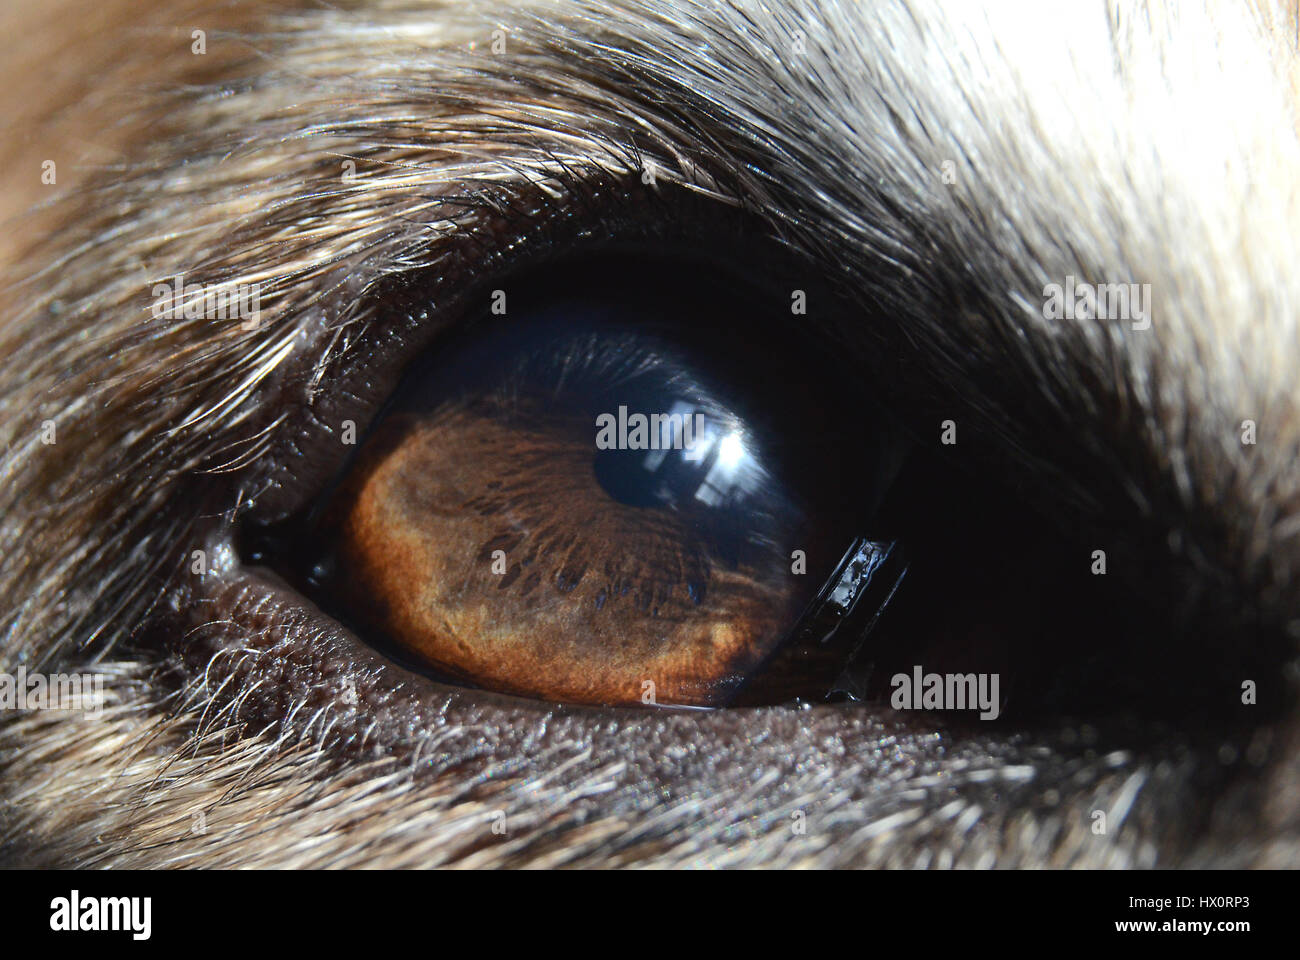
145, 162, 1279, 738
234, 182, 833, 533
221, 226, 1263, 728
243, 252, 911, 708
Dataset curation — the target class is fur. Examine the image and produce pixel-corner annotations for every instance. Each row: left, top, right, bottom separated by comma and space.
2, 0, 1300, 867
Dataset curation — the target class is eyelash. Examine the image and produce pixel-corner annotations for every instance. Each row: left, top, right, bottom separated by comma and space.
223, 214, 1060, 721
237, 174, 788, 533
241, 234, 896, 705
178, 154, 1254, 732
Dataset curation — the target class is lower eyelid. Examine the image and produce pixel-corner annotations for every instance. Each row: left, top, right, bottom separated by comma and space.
182, 570, 491, 752
177, 540, 989, 775
178, 553, 691, 756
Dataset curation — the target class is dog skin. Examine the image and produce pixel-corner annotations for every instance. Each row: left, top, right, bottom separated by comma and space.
2, 0, 1300, 868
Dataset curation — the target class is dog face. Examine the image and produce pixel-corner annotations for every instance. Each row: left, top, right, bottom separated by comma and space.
2, 0, 1299, 867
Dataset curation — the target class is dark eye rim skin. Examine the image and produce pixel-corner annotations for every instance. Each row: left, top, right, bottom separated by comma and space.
248, 250, 923, 708
151, 167, 1291, 747
163, 548, 1233, 787
156, 179, 864, 728
144, 182, 1021, 742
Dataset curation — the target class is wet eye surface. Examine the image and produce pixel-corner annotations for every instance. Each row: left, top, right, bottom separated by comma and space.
253, 260, 907, 707
241, 250, 1258, 731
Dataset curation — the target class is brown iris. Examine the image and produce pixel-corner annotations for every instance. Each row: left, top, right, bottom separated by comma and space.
310, 319, 842, 707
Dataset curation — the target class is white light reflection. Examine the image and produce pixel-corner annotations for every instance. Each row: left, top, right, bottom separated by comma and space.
717, 431, 745, 471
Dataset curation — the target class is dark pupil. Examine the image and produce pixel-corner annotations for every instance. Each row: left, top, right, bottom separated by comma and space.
594, 445, 681, 508
592, 402, 757, 514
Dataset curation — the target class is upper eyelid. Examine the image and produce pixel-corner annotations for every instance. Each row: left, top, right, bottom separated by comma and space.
4, 5, 800, 543
1, 4, 795, 682
237, 181, 715, 527
0, 12, 704, 670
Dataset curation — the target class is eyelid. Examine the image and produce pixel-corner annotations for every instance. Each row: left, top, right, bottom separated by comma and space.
175, 558, 792, 758
238, 192, 799, 532
240, 179, 636, 526
173, 564, 580, 760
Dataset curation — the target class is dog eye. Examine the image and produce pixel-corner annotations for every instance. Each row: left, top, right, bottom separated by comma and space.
251, 260, 908, 707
